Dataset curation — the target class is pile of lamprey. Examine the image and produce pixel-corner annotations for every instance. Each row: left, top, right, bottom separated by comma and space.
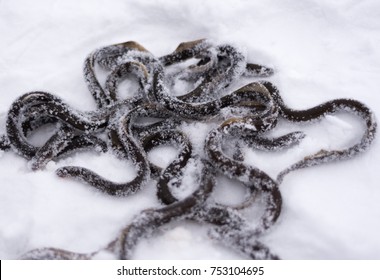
0, 39, 377, 259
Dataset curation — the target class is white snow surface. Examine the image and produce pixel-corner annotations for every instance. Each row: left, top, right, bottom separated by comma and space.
1, 0, 380, 259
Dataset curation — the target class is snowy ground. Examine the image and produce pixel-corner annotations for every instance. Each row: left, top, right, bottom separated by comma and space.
1, 0, 380, 259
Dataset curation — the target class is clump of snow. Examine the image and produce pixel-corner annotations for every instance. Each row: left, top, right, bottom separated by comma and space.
133, 222, 244, 259
211, 175, 248, 207
147, 145, 177, 169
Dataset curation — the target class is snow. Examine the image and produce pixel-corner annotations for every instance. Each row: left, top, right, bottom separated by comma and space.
1, 0, 380, 259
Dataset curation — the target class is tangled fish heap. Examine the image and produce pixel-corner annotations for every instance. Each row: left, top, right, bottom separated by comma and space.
0, 39, 377, 259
